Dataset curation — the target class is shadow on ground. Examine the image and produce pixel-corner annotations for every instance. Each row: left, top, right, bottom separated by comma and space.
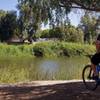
0, 81, 100, 100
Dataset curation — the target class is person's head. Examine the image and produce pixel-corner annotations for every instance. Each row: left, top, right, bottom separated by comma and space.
95, 34, 100, 52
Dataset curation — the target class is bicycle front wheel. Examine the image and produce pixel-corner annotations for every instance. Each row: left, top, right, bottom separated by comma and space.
82, 65, 97, 90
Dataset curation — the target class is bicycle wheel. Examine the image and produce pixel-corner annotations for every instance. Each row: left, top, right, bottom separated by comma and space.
82, 65, 97, 90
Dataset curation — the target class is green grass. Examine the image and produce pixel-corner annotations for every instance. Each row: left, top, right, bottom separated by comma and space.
0, 41, 95, 83
0, 41, 95, 58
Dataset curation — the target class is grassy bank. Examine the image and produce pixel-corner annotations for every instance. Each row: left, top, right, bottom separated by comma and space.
0, 41, 95, 83
0, 41, 95, 57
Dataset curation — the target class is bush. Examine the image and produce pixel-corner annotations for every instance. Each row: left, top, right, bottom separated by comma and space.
39, 27, 65, 40
32, 41, 95, 57
0, 42, 95, 57
63, 26, 84, 43
40, 29, 50, 38
33, 46, 44, 57
49, 27, 65, 40
38, 25, 84, 43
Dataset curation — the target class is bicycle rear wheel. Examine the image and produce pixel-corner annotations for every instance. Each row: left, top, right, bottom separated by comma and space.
82, 65, 97, 90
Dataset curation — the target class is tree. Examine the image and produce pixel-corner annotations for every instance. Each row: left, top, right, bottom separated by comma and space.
63, 24, 84, 43
17, 0, 100, 12
0, 11, 17, 42
0, 10, 7, 19
17, 0, 100, 43
59, 0, 100, 11
78, 11, 97, 43
17, 0, 71, 33
17, 0, 100, 28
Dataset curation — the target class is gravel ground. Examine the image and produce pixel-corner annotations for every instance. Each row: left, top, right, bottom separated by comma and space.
0, 80, 100, 100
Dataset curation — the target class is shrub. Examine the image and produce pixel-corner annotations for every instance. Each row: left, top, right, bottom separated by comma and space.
63, 26, 84, 43
33, 46, 44, 57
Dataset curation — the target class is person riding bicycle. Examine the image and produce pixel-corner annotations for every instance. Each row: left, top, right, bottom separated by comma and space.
91, 34, 100, 80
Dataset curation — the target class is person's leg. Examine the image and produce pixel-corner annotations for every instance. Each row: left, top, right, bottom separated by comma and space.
91, 53, 99, 78
91, 63, 98, 75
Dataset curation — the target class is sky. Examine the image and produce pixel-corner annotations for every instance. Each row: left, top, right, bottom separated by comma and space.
0, 0, 18, 11
0, 0, 82, 27
68, 10, 83, 26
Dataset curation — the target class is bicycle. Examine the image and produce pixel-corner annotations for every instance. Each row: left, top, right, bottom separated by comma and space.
82, 55, 100, 90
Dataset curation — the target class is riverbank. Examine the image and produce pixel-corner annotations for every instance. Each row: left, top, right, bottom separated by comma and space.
0, 80, 83, 86
0, 41, 94, 83
0, 41, 95, 57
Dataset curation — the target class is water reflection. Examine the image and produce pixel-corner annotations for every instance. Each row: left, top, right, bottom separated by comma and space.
40, 60, 59, 73
0, 56, 90, 82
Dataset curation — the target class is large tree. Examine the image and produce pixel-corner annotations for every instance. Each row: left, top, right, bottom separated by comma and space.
17, 0, 100, 43
17, 0, 100, 28
18, 0, 100, 12
17, 0, 70, 42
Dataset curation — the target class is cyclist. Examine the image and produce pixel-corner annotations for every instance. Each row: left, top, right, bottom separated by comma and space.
91, 34, 100, 80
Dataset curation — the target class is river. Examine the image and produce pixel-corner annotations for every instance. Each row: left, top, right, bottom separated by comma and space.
0, 56, 90, 83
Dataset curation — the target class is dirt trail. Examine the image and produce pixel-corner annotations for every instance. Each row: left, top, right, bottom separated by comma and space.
0, 80, 100, 100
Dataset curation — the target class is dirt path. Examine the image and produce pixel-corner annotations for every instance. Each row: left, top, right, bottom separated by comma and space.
0, 80, 100, 100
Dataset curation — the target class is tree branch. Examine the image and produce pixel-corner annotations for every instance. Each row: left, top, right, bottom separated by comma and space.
59, 0, 100, 12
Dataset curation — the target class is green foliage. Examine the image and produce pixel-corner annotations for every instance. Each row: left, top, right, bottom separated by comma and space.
39, 29, 50, 38
0, 44, 32, 57
63, 25, 84, 43
0, 41, 95, 57
0, 10, 7, 19
32, 41, 95, 57
33, 45, 44, 57
38, 25, 84, 43
17, 0, 71, 35
49, 27, 64, 39
17, 0, 100, 37
40, 27, 64, 39
0, 11, 17, 42
0, 0, 99, 44
78, 12, 97, 43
